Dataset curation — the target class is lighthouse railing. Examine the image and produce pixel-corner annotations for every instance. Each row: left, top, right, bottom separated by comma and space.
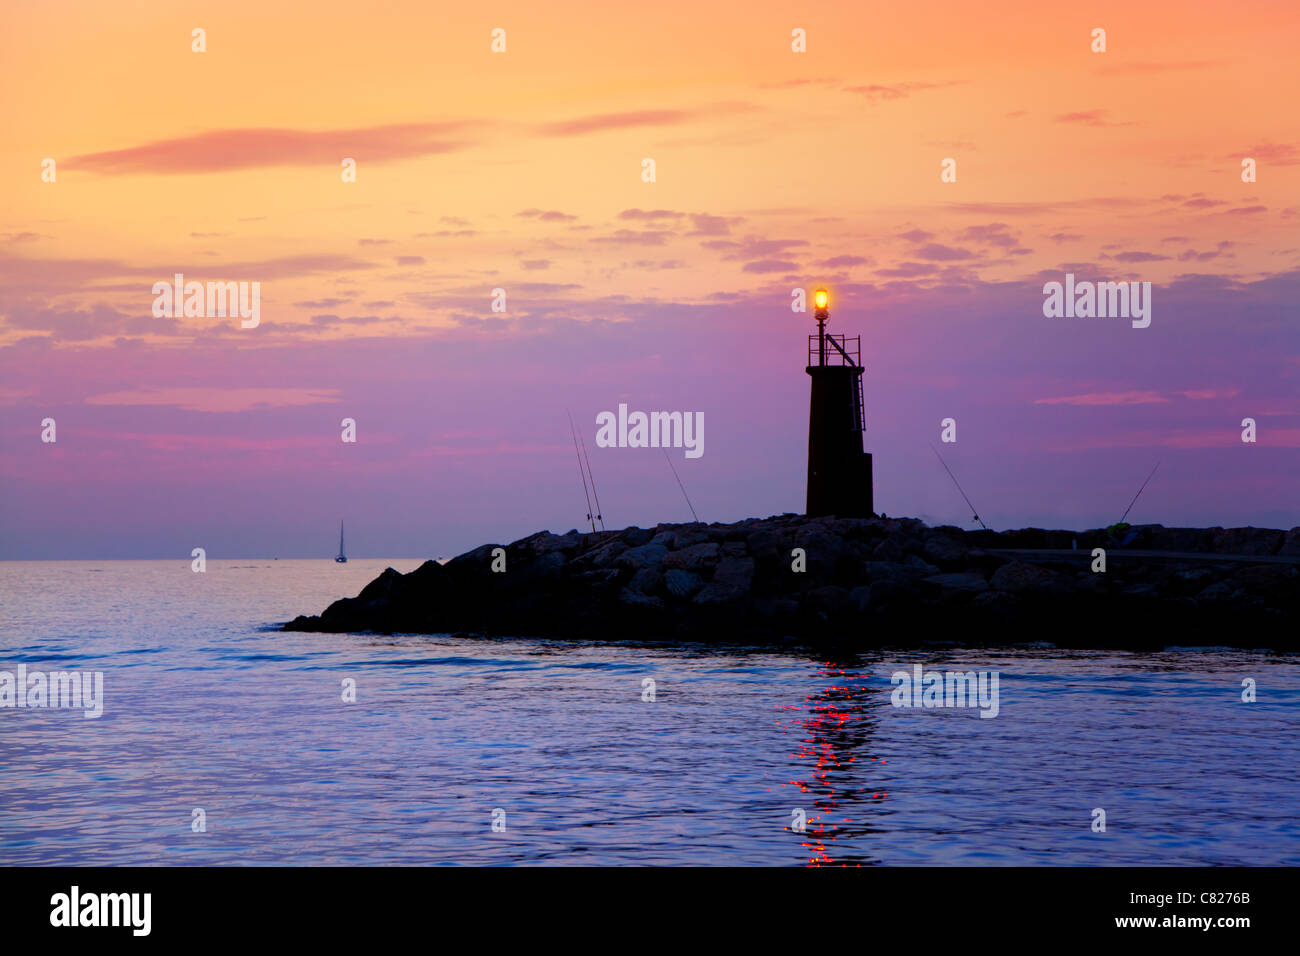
807, 333, 861, 367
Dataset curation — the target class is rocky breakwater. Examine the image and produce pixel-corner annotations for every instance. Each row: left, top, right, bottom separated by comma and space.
283, 516, 1300, 648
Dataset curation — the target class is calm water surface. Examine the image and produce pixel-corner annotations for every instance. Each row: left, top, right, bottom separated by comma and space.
1, 559, 1297, 865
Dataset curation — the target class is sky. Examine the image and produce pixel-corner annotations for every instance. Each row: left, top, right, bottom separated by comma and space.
1, 0, 1298, 559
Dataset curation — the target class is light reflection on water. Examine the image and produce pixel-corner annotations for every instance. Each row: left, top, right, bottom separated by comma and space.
1, 560, 1297, 865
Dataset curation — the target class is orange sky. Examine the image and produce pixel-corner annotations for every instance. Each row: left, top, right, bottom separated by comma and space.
4, 0, 1298, 346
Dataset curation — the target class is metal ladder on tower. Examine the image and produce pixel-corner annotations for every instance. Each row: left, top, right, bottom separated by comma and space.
852, 369, 865, 432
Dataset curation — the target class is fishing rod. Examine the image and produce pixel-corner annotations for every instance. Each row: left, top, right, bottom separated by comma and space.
1118, 461, 1161, 526
930, 444, 990, 531
567, 410, 597, 533
576, 418, 605, 531
663, 449, 700, 523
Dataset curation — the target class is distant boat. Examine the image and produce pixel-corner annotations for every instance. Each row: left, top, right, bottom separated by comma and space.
335, 520, 348, 563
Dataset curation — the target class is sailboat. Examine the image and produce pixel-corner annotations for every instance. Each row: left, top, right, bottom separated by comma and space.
335, 520, 348, 563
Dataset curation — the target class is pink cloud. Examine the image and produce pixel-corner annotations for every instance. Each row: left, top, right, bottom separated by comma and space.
536, 104, 755, 137
86, 387, 341, 413
1235, 144, 1300, 166
842, 81, 961, 101
1096, 60, 1225, 75
67, 123, 474, 175
1055, 110, 1136, 128
537, 110, 693, 137
1035, 391, 1169, 406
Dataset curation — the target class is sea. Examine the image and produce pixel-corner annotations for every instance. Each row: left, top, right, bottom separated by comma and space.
2, 559, 1297, 866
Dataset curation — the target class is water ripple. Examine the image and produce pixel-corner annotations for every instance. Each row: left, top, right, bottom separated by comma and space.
0, 559, 1296, 865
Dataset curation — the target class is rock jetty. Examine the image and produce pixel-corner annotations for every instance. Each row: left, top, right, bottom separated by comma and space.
283, 515, 1300, 649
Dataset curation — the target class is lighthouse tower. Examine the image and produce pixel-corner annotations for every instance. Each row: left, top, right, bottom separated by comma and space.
805, 289, 873, 517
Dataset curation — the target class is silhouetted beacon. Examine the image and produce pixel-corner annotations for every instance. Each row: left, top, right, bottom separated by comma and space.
805, 289, 873, 517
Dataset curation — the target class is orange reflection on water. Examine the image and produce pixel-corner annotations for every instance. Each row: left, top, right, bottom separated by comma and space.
778, 661, 885, 866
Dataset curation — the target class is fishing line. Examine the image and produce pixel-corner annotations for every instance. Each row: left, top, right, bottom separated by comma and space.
664, 449, 700, 523
930, 444, 990, 531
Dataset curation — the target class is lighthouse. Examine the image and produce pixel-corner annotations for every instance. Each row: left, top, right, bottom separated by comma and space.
805, 289, 873, 517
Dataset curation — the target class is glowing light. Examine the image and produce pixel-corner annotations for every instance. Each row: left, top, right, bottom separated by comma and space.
814, 289, 828, 309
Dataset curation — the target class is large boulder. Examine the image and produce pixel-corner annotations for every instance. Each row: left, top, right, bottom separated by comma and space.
1146, 526, 1214, 553
925, 571, 988, 592
693, 556, 755, 605
923, 532, 970, 567
619, 588, 663, 609
578, 538, 627, 568
990, 561, 1059, 593
663, 542, 721, 572
1213, 527, 1285, 556
626, 566, 664, 596
445, 542, 502, 572
744, 527, 785, 564
357, 566, 404, 602
620, 526, 655, 547
664, 569, 704, 598
522, 529, 583, 556
615, 543, 669, 572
